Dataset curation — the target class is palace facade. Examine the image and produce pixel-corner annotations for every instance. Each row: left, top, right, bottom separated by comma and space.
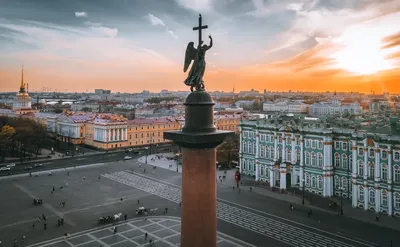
239, 114, 400, 216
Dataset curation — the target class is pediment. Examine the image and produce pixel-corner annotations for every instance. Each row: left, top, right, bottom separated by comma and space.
56, 114, 75, 124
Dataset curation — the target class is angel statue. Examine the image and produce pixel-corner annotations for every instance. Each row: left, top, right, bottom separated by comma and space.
183, 35, 213, 91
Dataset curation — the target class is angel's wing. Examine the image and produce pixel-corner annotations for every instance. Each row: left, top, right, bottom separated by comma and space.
183, 42, 196, 72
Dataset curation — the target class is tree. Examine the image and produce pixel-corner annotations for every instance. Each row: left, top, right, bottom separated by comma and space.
217, 133, 239, 167
0, 125, 16, 162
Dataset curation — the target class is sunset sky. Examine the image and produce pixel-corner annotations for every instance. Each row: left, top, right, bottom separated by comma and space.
0, 0, 399, 93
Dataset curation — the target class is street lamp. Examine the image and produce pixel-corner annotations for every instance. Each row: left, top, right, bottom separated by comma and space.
144, 147, 149, 164
339, 186, 344, 215
301, 178, 305, 205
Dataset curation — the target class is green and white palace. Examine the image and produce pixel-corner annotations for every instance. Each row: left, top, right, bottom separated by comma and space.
239, 114, 400, 216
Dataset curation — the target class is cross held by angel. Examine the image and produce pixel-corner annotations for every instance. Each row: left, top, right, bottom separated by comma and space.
183, 14, 213, 92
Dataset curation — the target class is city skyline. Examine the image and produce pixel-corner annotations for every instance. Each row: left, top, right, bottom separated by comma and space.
0, 0, 399, 93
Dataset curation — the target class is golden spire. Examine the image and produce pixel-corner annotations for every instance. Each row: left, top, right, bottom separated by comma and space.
19, 65, 25, 93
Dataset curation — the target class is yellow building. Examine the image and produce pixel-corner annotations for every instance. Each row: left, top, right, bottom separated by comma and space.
214, 114, 242, 133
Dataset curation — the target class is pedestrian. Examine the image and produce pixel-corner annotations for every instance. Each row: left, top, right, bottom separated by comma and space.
137, 200, 140, 205
44, 223, 47, 230
61, 218, 64, 225
67, 171, 69, 176
58, 219, 61, 227
120, 198, 123, 202
289, 204, 293, 210
249, 187, 253, 192
144, 169, 146, 173
98, 176, 101, 179
32, 223, 35, 228
113, 226, 117, 234
337, 211, 340, 216
375, 215, 380, 221
13, 239, 17, 247
232, 186, 235, 190
124, 214, 127, 220
145, 233, 148, 239
21, 236, 25, 243
83, 176, 86, 180
62, 202, 65, 207
53, 186, 55, 192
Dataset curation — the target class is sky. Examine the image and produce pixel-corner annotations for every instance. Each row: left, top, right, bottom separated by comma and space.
0, 0, 399, 94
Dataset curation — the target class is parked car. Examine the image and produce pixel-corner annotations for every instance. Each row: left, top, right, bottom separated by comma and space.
6, 163, 15, 168
24, 166, 33, 170
124, 156, 132, 160
34, 164, 43, 167
0, 167, 11, 171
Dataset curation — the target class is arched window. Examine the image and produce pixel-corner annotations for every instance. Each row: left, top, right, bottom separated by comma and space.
242, 142, 246, 153
247, 141, 251, 153
296, 150, 301, 163
368, 162, 375, 178
311, 152, 316, 167
341, 154, 347, 169
242, 160, 246, 170
394, 192, 400, 210
358, 160, 364, 176
369, 189, 375, 204
253, 143, 257, 154
260, 145, 265, 157
341, 177, 347, 190
381, 150, 387, 159
287, 149, 292, 161
382, 191, 388, 207
318, 153, 323, 168
265, 167, 269, 178
381, 164, 387, 181
311, 176, 316, 188
317, 175, 323, 189
358, 187, 364, 201
335, 153, 340, 167
265, 146, 270, 158
278, 147, 282, 159
305, 173, 310, 186
394, 166, 400, 182
334, 175, 340, 189
305, 152, 310, 165
270, 147, 275, 159
260, 166, 264, 176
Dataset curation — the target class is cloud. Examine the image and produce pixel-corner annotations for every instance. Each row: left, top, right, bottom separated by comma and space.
74, 12, 88, 18
174, 0, 212, 12
147, 14, 179, 40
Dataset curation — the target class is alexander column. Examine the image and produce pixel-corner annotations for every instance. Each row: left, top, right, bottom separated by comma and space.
164, 14, 233, 247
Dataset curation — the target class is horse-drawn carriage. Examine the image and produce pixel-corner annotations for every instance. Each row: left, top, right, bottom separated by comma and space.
98, 213, 122, 224
33, 199, 43, 205
135, 207, 158, 215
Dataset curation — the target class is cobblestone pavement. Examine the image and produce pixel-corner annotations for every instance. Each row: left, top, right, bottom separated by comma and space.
103, 171, 373, 247
27, 217, 253, 247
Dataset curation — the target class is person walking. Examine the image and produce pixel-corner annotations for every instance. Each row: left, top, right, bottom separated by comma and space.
44, 222, 47, 230
124, 214, 127, 220
145, 233, 148, 239
21, 236, 25, 243
113, 226, 117, 234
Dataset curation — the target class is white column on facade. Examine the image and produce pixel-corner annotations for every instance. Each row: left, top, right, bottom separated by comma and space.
282, 136, 286, 162
388, 145, 393, 216
291, 134, 296, 185
239, 127, 243, 174
323, 136, 333, 197
291, 134, 296, 162
274, 132, 278, 161
374, 144, 381, 212
102, 129, 106, 142
300, 136, 304, 189
351, 140, 358, 207
255, 129, 260, 181
113, 128, 116, 141
280, 163, 286, 191
118, 128, 121, 141
125, 128, 128, 141
363, 139, 369, 210
269, 168, 274, 187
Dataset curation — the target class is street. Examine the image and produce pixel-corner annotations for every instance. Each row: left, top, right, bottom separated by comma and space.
0, 157, 399, 247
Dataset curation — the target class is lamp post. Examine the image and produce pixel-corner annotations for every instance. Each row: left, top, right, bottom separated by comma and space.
176, 153, 180, 172
145, 147, 149, 164
301, 178, 305, 205
339, 186, 344, 215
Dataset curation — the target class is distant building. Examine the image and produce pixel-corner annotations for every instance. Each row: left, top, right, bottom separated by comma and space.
71, 103, 100, 112
309, 93, 362, 116
94, 89, 111, 94
263, 100, 308, 113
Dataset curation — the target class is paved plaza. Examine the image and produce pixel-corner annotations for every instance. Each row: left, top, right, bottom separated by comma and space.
28, 217, 253, 247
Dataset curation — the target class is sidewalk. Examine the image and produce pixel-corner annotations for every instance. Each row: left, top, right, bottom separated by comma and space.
138, 153, 400, 232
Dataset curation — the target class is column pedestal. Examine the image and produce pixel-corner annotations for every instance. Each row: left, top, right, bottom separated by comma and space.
164, 90, 233, 247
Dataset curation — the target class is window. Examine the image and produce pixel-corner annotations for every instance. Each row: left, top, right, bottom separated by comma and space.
369, 163, 375, 178
286, 137, 290, 144
358, 160, 364, 176
265, 146, 269, 158
335, 153, 340, 168
334, 176, 340, 189
253, 132, 256, 139
270, 147, 275, 159
296, 150, 301, 163
305, 140, 310, 148
260, 145, 265, 157
278, 136, 282, 143
335, 141, 340, 149
342, 177, 348, 190
242, 160, 246, 170
278, 148, 282, 159
305, 173, 310, 186
358, 148, 364, 156
369, 190, 375, 204
318, 141, 323, 149
311, 176, 316, 188
311, 140, 316, 149
253, 143, 256, 154
394, 166, 400, 182
381, 164, 387, 181
359, 187, 364, 201
381, 150, 387, 160
395, 152, 400, 161
243, 142, 246, 153
369, 149, 375, 158
296, 138, 300, 145
260, 166, 264, 176
318, 176, 323, 189
311, 152, 316, 167
260, 134, 265, 142
342, 142, 347, 150
349, 155, 353, 167
247, 141, 251, 153
395, 192, 400, 210
382, 191, 388, 207
342, 154, 347, 169
287, 149, 292, 161
305, 152, 310, 166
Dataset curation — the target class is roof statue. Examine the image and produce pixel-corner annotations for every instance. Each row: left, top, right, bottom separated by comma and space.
183, 14, 213, 92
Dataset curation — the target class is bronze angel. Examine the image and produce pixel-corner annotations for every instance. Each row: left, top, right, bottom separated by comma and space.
183, 35, 213, 91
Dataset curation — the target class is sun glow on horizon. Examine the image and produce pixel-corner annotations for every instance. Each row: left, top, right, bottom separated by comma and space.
330, 26, 395, 75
